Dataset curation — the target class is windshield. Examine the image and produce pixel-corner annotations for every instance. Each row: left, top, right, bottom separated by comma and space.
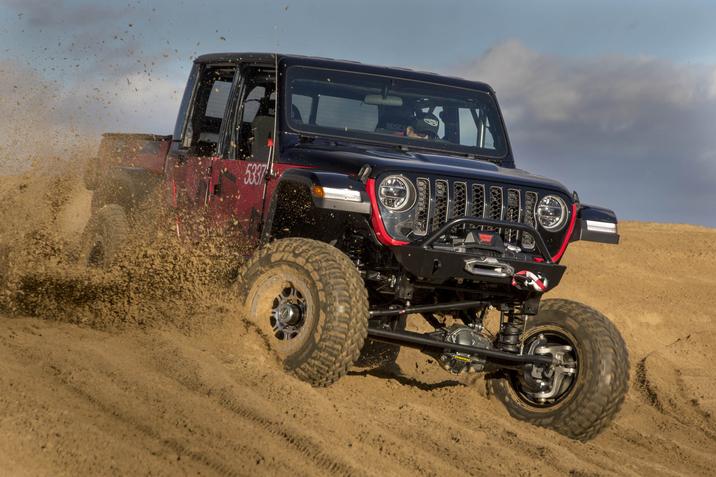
284, 66, 508, 158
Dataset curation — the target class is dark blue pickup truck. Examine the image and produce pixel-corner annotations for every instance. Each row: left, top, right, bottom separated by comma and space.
82, 53, 628, 441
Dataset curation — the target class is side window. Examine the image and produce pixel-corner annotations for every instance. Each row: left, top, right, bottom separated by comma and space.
459, 107, 497, 150
184, 66, 237, 156
241, 86, 266, 124
233, 68, 276, 161
205, 81, 232, 118
482, 117, 496, 149
458, 108, 478, 147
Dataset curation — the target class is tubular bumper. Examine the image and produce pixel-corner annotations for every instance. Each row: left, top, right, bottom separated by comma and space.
390, 217, 567, 288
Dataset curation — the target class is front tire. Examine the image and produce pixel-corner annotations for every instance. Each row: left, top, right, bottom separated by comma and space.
236, 238, 368, 387
488, 299, 629, 441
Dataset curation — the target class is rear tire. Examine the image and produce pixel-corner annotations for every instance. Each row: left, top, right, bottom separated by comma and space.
79, 204, 129, 268
488, 299, 629, 441
236, 238, 368, 387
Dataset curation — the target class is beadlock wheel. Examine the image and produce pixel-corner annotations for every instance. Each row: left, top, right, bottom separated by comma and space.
237, 238, 369, 387
245, 267, 318, 359
509, 327, 580, 410
488, 299, 629, 441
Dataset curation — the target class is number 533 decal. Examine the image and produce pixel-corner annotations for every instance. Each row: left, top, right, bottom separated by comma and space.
244, 163, 268, 185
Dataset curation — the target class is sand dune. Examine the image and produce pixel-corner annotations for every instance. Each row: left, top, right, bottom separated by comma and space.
0, 173, 714, 476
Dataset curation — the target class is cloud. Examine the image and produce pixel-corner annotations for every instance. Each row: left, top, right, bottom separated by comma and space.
454, 40, 716, 226
1, 0, 126, 27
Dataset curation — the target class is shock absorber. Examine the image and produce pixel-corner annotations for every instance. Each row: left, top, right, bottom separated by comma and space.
497, 309, 526, 353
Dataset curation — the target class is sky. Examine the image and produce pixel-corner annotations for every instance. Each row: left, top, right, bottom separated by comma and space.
1, 0, 715, 226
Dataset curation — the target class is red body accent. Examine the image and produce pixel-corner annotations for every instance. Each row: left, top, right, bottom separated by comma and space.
366, 178, 409, 246
550, 204, 578, 262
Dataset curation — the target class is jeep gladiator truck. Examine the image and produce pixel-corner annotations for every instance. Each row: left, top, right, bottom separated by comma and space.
82, 52, 628, 441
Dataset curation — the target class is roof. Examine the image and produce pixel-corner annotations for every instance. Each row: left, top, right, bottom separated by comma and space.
194, 52, 494, 93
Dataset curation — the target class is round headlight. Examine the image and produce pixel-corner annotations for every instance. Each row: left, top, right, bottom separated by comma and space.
378, 175, 415, 211
536, 195, 568, 231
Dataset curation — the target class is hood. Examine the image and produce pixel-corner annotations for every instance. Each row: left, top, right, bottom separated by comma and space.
280, 139, 571, 195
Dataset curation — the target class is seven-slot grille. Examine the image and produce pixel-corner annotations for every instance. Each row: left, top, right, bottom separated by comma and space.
413, 177, 540, 249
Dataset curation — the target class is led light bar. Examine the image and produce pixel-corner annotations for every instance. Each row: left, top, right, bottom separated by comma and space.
320, 186, 363, 202
585, 220, 617, 234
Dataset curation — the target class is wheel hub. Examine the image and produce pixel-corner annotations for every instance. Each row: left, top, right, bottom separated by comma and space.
270, 285, 307, 341
518, 333, 578, 404
277, 302, 301, 325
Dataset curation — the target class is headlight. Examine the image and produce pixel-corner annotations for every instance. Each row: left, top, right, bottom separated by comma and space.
536, 195, 568, 231
378, 175, 415, 211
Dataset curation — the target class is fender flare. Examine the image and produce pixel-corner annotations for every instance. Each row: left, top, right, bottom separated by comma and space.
275, 169, 371, 214
261, 168, 371, 243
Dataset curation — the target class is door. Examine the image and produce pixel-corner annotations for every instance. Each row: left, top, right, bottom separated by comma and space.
166, 63, 238, 239
207, 66, 276, 240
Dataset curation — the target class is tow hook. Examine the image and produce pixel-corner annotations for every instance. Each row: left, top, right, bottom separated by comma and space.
512, 270, 549, 292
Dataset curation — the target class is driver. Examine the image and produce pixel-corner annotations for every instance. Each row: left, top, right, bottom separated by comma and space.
405, 112, 439, 139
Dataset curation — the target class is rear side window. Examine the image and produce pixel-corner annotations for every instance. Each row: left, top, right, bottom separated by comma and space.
205, 80, 233, 118
183, 66, 237, 155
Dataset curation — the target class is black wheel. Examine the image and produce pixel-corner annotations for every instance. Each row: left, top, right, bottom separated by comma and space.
354, 315, 406, 369
488, 299, 629, 441
236, 238, 369, 387
79, 204, 129, 268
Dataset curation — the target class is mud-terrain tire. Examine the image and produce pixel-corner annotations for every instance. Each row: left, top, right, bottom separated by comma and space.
237, 238, 369, 387
354, 315, 406, 369
488, 299, 629, 441
79, 204, 129, 268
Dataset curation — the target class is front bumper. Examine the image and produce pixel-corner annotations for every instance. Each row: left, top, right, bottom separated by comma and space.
390, 217, 567, 290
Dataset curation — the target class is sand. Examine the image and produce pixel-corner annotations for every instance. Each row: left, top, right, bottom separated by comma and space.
0, 172, 714, 476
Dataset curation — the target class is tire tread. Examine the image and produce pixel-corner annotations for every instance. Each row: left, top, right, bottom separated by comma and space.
489, 298, 629, 441
237, 238, 368, 387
